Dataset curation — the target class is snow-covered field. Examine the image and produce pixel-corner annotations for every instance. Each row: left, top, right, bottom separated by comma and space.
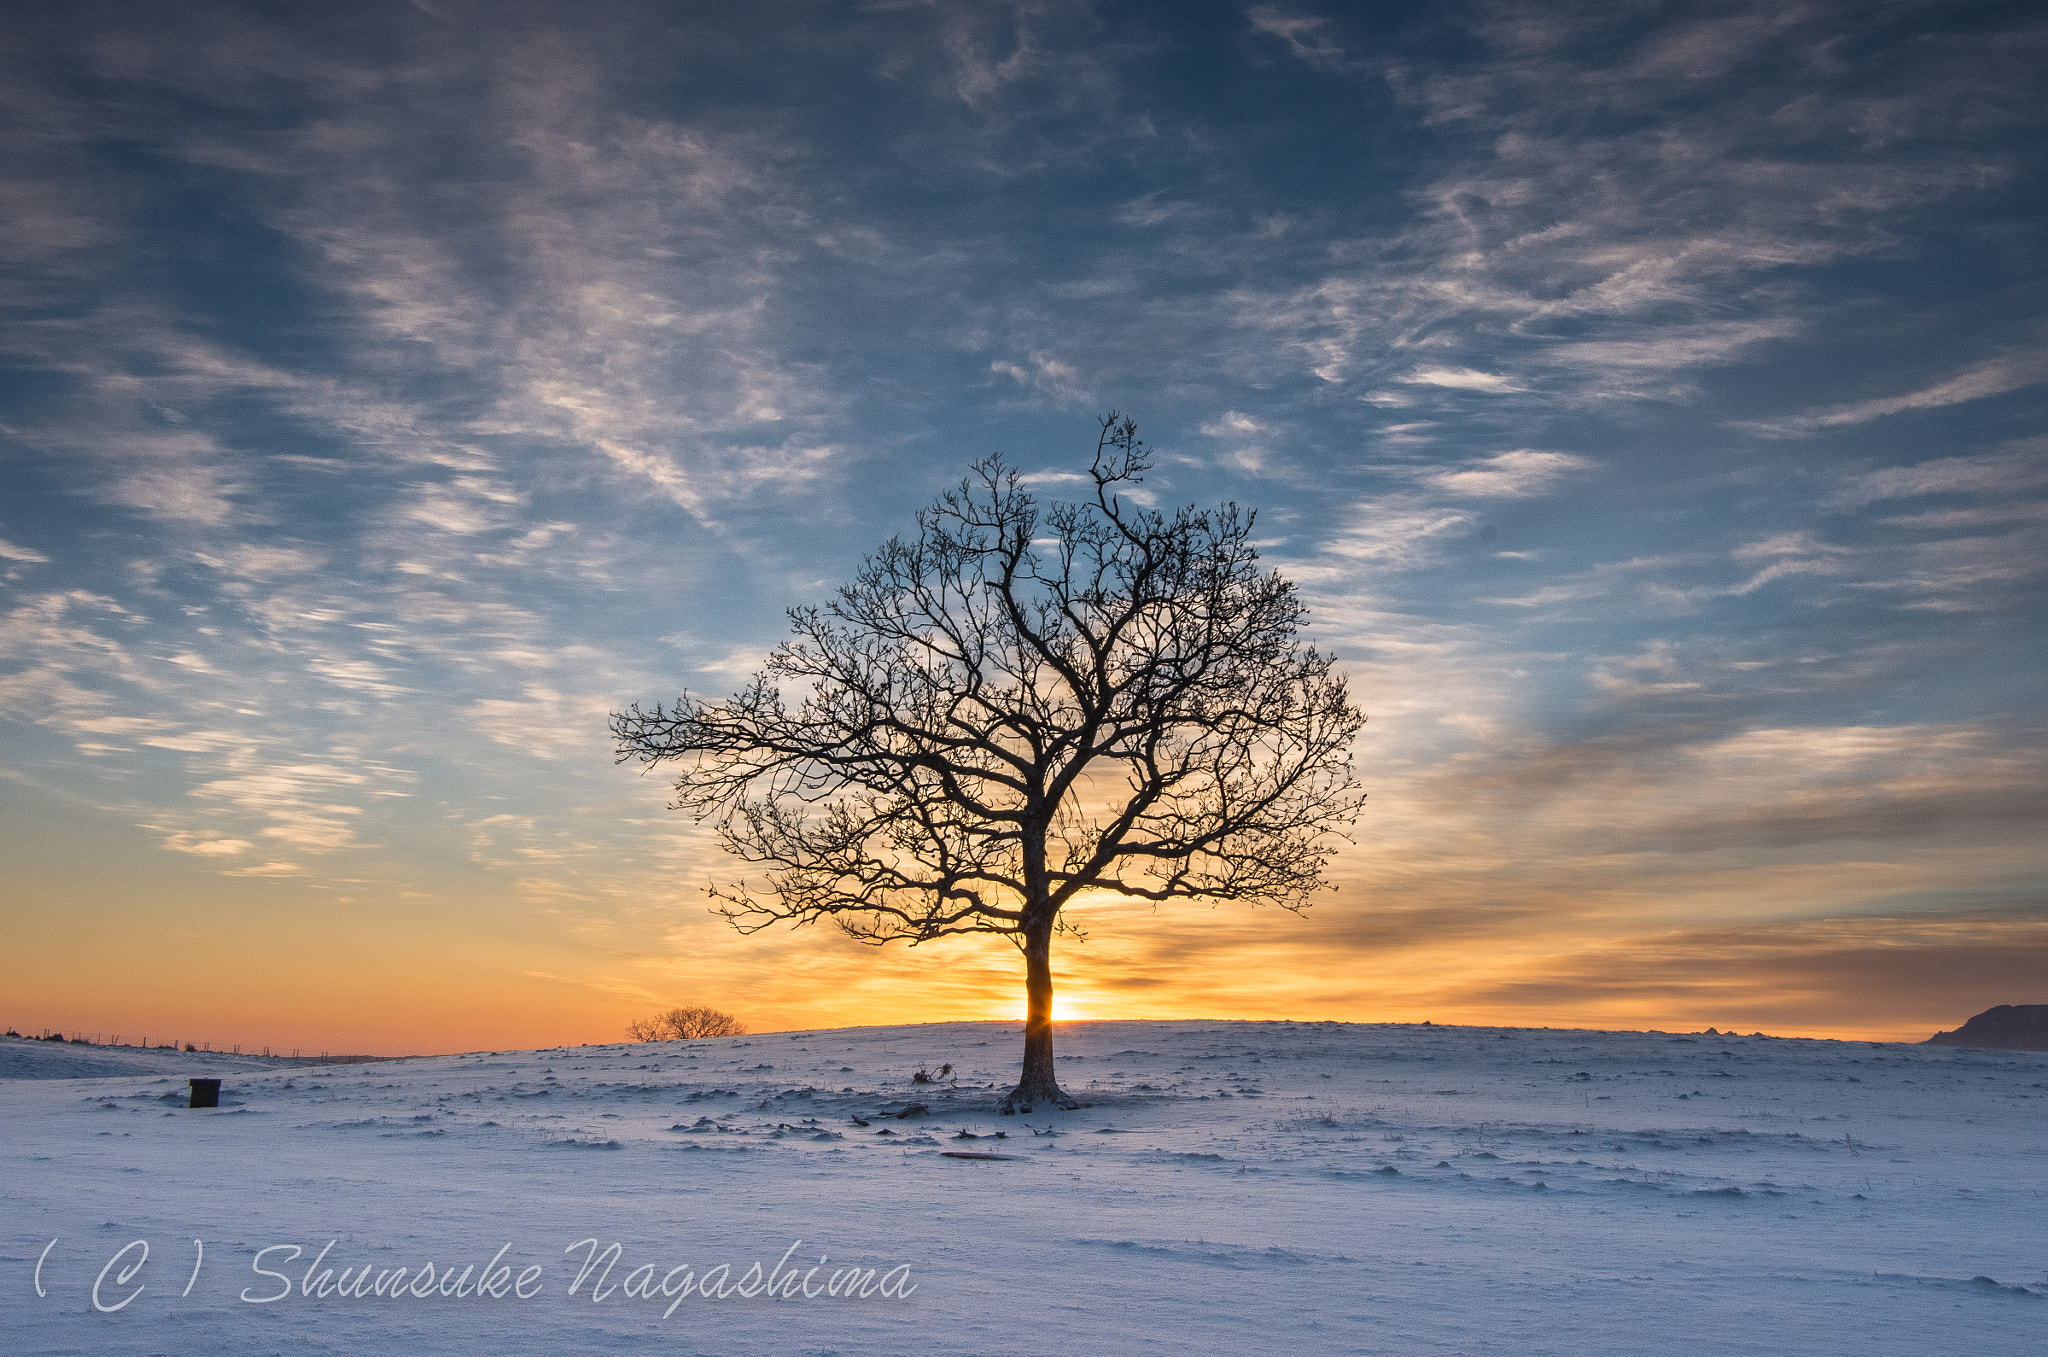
4, 1020, 2042, 1355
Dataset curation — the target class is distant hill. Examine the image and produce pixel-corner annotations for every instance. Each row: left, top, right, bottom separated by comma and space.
1924, 1004, 2048, 1053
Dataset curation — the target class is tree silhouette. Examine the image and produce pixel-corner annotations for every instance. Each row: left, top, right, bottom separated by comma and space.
612, 416, 1366, 1111
626, 1006, 747, 1041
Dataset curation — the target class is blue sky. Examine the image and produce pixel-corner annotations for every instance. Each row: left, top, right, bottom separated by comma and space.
3, 0, 2043, 1050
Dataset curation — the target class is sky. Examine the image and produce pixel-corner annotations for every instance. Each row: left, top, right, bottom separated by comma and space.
2, 0, 2043, 1054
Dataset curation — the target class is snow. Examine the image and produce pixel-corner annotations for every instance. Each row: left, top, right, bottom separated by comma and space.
4, 1021, 2043, 1354
0, 1040, 313, 1082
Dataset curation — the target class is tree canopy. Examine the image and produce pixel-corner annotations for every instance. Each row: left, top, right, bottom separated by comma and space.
625, 1006, 747, 1041
613, 415, 1366, 1110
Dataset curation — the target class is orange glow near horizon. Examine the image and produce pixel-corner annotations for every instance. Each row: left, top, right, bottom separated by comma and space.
7, 735, 2039, 1058
9, 862, 2040, 1054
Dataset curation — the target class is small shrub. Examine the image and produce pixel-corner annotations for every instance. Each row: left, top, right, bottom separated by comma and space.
184, 1043, 197, 1052
911, 1062, 954, 1085
626, 1006, 748, 1042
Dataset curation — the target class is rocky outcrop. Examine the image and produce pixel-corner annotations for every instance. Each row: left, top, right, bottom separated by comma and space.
1924, 1005, 2048, 1053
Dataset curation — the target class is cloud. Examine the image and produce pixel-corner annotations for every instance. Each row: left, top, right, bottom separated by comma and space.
80, 36, 860, 531
222, 861, 304, 877
188, 758, 389, 853
1323, 497, 1473, 570
1539, 319, 1799, 378
1732, 531, 1848, 561
1453, 910, 2048, 1040
0, 590, 156, 739
0, 538, 49, 563
403, 483, 523, 536
692, 645, 773, 682
1216, 4, 2040, 404
1878, 501, 2048, 530
991, 350, 1087, 405
1876, 527, 2048, 607
156, 830, 253, 856
1424, 449, 1592, 498
923, 0, 1110, 111
1720, 531, 1853, 595
1833, 445, 2048, 507
1758, 352, 2048, 433
1200, 411, 1264, 437
194, 545, 324, 578
1399, 367, 1525, 393
465, 685, 615, 761
106, 454, 245, 526
1479, 553, 1688, 609
1197, 409, 1272, 472
1375, 421, 1435, 445
1115, 191, 1200, 228
141, 730, 247, 752
1589, 640, 1703, 697
1401, 719, 2045, 891
1483, 580, 1610, 608
304, 656, 410, 697
1247, 6, 1347, 71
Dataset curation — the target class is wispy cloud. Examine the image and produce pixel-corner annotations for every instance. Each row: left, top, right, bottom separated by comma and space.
1754, 352, 2048, 434
991, 350, 1087, 405
1322, 497, 1474, 571
1247, 6, 1349, 71
1214, 3, 2039, 410
1832, 443, 2048, 507
1540, 319, 1799, 383
1399, 366, 1525, 393
1423, 449, 1592, 498
1200, 411, 1264, 437
466, 685, 616, 761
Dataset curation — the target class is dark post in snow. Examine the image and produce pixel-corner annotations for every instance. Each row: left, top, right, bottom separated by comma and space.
188, 1078, 220, 1109
613, 414, 1368, 1113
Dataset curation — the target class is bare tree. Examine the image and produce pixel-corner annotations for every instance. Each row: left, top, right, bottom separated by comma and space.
613, 415, 1366, 1111
626, 1005, 748, 1041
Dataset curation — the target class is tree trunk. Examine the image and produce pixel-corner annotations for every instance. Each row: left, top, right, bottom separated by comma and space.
1002, 916, 1076, 1113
